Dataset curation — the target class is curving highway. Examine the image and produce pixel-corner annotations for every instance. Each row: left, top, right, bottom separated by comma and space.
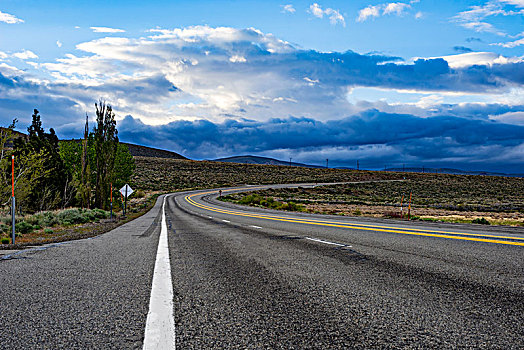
1, 183, 523, 349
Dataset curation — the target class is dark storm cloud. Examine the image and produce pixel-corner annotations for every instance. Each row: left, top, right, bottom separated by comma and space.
118, 110, 524, 172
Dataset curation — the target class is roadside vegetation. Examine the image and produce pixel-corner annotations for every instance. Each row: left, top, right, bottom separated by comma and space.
220, 193, 305, 212
1, 101, 136, 246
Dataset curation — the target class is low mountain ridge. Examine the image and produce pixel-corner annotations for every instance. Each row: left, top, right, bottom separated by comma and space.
212, 155, 324, 168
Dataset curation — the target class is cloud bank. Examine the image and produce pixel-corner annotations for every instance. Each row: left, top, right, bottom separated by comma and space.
1, 25, 523, 172
117, 111, 524, 172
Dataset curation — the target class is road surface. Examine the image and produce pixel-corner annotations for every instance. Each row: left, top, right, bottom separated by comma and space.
1, 183, 523, 348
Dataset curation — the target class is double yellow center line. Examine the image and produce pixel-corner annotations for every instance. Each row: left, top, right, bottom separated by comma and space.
183, 189, 524, 247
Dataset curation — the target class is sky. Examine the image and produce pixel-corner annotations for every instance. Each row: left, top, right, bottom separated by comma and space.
0, 0, 523, 172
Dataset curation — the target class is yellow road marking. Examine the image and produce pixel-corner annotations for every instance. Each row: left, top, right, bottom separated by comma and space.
184, 188, 524, 247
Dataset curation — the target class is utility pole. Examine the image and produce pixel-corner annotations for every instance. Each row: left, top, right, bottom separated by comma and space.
422, 165, 425, 173
356, 160, 359, 171
289, 158, 292, 167
326, 159, 329, 169
11, 155, 15, 244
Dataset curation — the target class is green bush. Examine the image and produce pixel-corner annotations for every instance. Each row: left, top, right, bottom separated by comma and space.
44, 228, 53, 234
15, 221, 34, 234
0, 223, 8, 234
91, 208, 109, 219
58, 209, 88, 226
34, 212, 59, 227
472, 217, 490, 225
1, 237, 10, 244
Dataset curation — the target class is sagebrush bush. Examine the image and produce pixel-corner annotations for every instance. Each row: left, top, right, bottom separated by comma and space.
472, 217, 490, 225
1, 237, 9, 244
16, 221, 34, 234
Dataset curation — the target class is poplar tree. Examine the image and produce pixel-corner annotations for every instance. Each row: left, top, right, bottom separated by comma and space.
93, 100, 118, 209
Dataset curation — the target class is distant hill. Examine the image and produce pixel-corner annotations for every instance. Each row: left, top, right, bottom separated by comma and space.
122, 143, 187, 160
212, 155, 325, 168
61, 139, 187, 160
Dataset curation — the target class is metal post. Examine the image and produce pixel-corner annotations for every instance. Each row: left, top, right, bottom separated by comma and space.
11, 197, 15, 244
11, 155, 15, 244
124, 186, 128, 216
110, 183, 113, 221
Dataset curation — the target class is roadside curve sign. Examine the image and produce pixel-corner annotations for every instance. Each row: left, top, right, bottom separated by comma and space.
120, 184, 134, 197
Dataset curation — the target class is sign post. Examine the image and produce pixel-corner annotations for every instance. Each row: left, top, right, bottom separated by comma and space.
11, 155, 15, 245
119, 184, 134, 217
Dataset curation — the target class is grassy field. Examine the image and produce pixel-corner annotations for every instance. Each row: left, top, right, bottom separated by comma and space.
131, 157, 402, 190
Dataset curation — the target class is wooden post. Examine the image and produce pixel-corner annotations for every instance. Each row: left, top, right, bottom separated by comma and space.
400, 194, 404, 219
408, 191, 412, 220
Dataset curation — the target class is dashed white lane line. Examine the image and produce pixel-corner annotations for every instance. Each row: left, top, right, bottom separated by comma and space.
304, 237, 351, 248
249, 225, 263, 229
222, 219, 231, 223
208, 216, 213, 219
143, 196, 175, 350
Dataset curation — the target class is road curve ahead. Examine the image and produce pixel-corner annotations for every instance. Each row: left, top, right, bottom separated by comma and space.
0, 184, 523, 349
170, 184, 524, 348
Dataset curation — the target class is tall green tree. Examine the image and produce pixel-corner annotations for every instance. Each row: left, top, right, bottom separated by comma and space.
14, 109, 68, 212
93, 100, 118, 210
0, 119, 18, 205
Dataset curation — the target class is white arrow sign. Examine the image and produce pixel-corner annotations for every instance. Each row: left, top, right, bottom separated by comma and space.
119, 184, 134, 197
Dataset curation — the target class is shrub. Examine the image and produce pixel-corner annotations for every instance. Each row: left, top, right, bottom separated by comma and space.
135, 189, 145, 198
35, 212, 59, 227
472, 217, 490, 225
58, 209, 87, 226
91, 208, 109, 219
44, 228, 54, 234
15, 221, 34, 234
1, 237, 10, 244
0, 223, 8, 234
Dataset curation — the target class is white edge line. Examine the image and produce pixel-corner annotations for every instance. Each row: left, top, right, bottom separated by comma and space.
143, 196, 176, 350
249, 225, 263, 229
305, 237, 351, 248
222, 219, 231, 223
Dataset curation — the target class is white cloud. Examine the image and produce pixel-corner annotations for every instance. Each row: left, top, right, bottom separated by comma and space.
309, 3, 345, 26
492, 32, 524, 47
489, 111, 524, 125
56, 40, 62, 48
12, 50, 38, 60
0, 10, 24, 24
282, 4, 296, 13
229, 55, 247, 63
0, 51, 7, 60
452, 1, 524, 36
358, 2, 413, 22
309, 3, 324, 18
427, 51, 523, 68
90, 26, 126, 33
498, 0, 524, 7
383, 2, 411, 15
415, 11, 423, 19
461, 21, 504, 35
357, 5, 381, 22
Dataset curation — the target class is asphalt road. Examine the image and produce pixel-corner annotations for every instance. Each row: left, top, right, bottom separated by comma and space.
1, 183, 523, 349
